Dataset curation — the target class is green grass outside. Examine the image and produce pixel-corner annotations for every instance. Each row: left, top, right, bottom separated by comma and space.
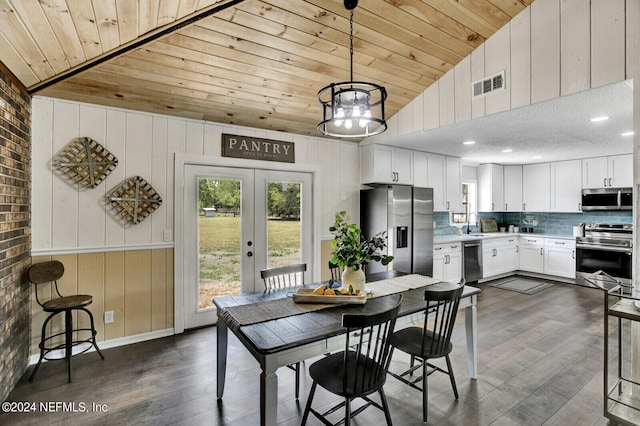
198, 215, 301, 306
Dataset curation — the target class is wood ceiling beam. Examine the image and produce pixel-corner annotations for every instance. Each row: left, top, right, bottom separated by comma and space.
27, 0, 246, 95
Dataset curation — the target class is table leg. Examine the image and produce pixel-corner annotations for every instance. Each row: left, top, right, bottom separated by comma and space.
464, 294, 478, 379
260, 358, 278, 426
217, 319, 228, 400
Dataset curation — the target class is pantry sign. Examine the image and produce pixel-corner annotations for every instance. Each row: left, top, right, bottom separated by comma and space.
222, 134, 295, 163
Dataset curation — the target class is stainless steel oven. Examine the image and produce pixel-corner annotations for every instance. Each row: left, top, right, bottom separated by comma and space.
575, 223, 632, 286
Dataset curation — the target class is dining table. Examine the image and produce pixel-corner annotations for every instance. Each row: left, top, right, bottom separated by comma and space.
213, 272, 481, 426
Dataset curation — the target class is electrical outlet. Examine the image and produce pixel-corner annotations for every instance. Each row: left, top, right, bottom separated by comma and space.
163, 229, 173, 242
104, 311, 115, 324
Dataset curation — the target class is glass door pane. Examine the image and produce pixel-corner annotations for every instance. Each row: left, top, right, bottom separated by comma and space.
265, 181, 302, 268
198, 178, 242, 308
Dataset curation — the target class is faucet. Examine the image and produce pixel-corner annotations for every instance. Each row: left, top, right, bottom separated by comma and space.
467, 213, 477, 234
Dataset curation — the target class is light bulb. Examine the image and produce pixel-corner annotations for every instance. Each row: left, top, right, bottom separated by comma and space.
352, 106, 361, 117
335, 119, 343, 127
336, 108, 345, 118
359, 109, 371, 128
344, 119, 353, 130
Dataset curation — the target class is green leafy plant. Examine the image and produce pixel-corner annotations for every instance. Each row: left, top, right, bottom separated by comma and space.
329, 211, 393, 271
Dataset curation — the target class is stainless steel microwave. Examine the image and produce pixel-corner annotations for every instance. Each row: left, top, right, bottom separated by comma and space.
581, 187, 632, 211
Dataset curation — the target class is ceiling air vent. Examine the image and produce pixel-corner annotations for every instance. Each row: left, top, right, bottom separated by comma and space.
472, 71, 506, 98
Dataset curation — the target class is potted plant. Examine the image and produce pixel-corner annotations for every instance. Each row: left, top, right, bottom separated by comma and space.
329, 211, 393, 291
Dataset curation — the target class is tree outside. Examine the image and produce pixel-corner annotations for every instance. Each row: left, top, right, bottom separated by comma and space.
197, 179, 302, 307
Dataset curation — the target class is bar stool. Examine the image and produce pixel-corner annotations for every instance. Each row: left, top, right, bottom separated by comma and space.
28, 260, 104, 382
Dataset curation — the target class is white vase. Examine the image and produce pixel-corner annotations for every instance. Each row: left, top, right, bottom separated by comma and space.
342, 266, 366, 292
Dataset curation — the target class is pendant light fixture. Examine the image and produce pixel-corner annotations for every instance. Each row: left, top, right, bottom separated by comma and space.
317, 0, 387, 138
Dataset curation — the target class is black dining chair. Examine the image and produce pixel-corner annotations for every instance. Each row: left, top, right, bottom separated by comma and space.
28, 260, 105, 382
328, 261, 341, 282
387, 281, 464, 423
260, 263, 307, 399
301, 295, 402, 426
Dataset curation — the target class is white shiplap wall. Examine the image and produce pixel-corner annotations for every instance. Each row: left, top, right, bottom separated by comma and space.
31, 97, 360, 253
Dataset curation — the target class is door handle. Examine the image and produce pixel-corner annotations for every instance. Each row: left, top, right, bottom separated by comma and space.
604, 177, 607, 187
609, 177, 612, 186
540, 248, 543, 255
505, 203, 508, 211
446, 201, 450, 210
523, 203, 526, 211
516, 245, 519, 253
492, 202, 494, 211
572, 250, 575, 259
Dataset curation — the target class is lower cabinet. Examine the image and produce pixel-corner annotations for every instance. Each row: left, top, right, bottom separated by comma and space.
482, 237, 519, 279
543, 238, 576, 278
435, 235, 576, 283
518, 237, 545, 274
433, 243, 462, 283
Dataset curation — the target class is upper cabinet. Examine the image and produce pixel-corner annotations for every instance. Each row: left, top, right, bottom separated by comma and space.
550, 160, 582, 212
478, 164, 504, 212
582, 154, 632, 189
503, 165, 523, 212
414, 153, 463, 212
445, 157, 464, 212
360, 144, 413, 185
523, 163, 551, 212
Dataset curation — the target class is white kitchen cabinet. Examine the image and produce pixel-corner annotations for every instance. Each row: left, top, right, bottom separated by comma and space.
360, 144, 413, 185
608, 155, 633, 188
519, 236, 545, 273
433, 243, 462, 283
445, 156, 463, 212
503, 165, 523, 212
428, 154, 463, 212
522, 163, 550, 212
413, 151, 429, 188
582, 154, 632, 189
428, 154, 447, 211
504, 237, 519, 272
483, 239, 507, 278
478, 164, 504, 212
482, 236, 519, 279
544, 238, 576, 278
550, 159, 582, 212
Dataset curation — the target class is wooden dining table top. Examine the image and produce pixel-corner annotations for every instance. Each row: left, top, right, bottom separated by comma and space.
213, 272, 480, 357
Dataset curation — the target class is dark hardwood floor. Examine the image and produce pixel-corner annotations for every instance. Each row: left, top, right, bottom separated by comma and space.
1, 279, 621, 425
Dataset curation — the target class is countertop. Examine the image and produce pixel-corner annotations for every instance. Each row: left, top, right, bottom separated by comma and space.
434, 232, 576, 244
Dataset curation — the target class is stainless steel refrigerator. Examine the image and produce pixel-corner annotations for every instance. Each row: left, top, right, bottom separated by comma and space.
360, 186, 434, 275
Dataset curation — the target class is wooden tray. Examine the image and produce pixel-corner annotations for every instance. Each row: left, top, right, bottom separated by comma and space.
292, 288, 367, 304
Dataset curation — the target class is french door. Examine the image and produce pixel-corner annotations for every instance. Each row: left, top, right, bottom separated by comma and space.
180, 164, 313, 329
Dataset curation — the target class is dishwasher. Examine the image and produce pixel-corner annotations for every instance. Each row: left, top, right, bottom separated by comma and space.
463, 241, 483, 284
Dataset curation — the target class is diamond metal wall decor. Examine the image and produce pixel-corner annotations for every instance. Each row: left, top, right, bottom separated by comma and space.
107, 176, 162, 224
55, 137, 118, 188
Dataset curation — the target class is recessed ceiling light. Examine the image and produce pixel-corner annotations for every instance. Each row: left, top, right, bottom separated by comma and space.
533, 155, 543, 159
621, 131, 635, 137
463, 140, 476, 145
590, 116, 610, 122
502, 149, 513, 153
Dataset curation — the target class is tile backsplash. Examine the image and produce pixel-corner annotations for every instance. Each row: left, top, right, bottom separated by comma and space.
434, 211, 632, 236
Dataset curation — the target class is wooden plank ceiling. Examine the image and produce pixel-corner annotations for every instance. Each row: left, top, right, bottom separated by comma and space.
1, 0, 534, 139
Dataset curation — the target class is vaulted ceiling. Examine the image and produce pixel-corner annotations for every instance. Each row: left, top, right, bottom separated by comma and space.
1, 0, 534, 139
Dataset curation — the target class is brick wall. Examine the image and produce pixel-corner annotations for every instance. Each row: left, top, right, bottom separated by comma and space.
0, 61, 31, 402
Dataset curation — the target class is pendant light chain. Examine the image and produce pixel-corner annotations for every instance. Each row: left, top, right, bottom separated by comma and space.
349, 9, 354, 82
